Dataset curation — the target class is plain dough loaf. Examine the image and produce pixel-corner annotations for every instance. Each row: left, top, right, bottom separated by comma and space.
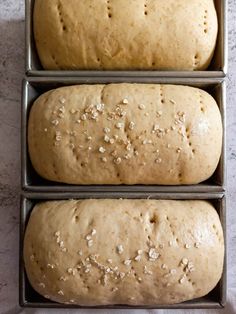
23, 199, 224, 305
33, 0, 218, 70
28, 83, 223, 185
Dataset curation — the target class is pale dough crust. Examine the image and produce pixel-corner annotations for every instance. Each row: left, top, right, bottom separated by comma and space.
24, 199, 224, 305
28, 84, 223, 185
33, 0, 218, 70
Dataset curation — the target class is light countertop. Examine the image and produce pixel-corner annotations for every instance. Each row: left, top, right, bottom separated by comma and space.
0, 1, 235, 313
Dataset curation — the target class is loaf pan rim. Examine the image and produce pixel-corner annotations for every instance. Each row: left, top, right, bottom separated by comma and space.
19, 192, 226, 309
21, 77, 226, 193
25, 0, 227, 77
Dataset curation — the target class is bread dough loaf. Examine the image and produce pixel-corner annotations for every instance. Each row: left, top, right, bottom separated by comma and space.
28, 84, 222, 185
24, 199, 224, 305
33, 0, 218, 71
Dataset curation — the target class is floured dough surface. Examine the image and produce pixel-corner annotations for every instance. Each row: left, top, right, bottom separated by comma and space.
28, 84, 222, 185
34, 0, 218, 70
24, 199, 224, 305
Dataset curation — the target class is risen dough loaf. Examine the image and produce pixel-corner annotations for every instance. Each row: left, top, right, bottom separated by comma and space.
28, 84, 222, 185
24, 199, 224, 306
33, 0, 218, 70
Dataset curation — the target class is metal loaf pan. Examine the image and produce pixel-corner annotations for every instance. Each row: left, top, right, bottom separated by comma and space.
25, 0, 227, 77
21, 77, 226, 193
19, 192, 226, 309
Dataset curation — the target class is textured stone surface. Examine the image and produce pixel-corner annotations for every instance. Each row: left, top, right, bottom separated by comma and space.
0, 0, 235, 313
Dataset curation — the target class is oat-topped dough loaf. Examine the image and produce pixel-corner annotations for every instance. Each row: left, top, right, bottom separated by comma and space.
28, 84, 222, 185
24, 199, 224, 305
34, 0, 218, 71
